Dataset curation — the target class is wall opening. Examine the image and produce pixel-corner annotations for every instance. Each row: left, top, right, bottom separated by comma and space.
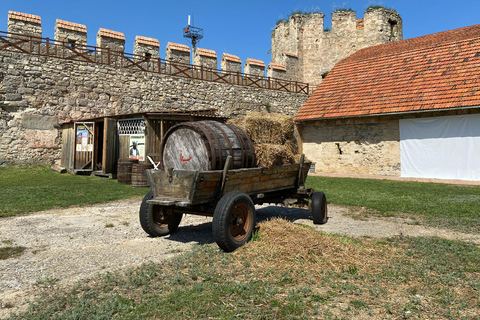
389, 19, 398, 40
68, 39, 76, 48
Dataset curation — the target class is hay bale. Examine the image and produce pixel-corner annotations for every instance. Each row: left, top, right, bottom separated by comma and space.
225, 117, 247, 132
255, 143, 295, 168
228, 112, 294, 145
283, 139, 298, 155
228, 112, 304, 168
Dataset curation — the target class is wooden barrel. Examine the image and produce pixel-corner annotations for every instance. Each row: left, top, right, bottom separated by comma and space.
132, 163, 154, 187
117, 158, 138, 184
160, 121, 256, 171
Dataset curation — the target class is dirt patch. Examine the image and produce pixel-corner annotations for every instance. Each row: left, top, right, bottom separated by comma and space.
1, 199, 479, 318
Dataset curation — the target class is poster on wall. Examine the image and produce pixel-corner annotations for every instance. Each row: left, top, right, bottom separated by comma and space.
76, 125, 89, 152
129, 135, 145, 161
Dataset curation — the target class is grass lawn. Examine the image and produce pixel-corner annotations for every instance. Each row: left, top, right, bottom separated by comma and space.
306, 176, 480, 234
4, 219, 480, 319
0, 165, 148, 217
1, 166, 479, 319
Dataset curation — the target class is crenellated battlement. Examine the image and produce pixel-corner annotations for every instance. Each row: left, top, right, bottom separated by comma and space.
5, 11, 282, 81
271, 7, 403, 85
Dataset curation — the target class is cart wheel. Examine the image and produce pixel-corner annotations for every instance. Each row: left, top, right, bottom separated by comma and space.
311, 191, 328, 225
139, 191, 183, 236
213, 191, 256, 252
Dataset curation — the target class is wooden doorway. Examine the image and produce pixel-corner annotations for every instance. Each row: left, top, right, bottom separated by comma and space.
73, 122, 94, 173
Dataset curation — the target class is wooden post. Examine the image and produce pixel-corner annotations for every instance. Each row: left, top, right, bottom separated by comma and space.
296, 122, 304, 154
219, 156, 233, 197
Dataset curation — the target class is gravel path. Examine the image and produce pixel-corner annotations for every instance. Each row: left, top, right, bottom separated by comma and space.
1, 198, 479, 318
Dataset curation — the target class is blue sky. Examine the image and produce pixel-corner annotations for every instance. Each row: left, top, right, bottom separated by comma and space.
2, 0, 479, 68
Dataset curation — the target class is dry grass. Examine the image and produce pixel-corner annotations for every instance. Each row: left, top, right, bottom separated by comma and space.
235, 218, 403, 278
254, 144, 296, 168
8, 218, 480, 319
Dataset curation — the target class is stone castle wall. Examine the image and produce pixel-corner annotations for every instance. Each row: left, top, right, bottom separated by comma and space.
0, 11, 309, 165
300, 116, 401, 176
0, 8, 403, 166
0, 50, 307, 165
271, 8, 403, 86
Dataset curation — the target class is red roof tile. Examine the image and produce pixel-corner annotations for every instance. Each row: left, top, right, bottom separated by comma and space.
167, 42, 191, 53
283, 51, 298, 58
246, 58, 265, 67
135, 35, 159, 47
8, 11, 41, 24
295, 24, 480, 121
222, 53, 241, 63
196, 48, 217, 58
98, 28, 125, 40
56, 19, 87, 33
268, 62, 286, 71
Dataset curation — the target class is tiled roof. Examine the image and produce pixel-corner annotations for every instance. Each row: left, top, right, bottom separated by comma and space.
295, 24, 480, 121
222, 53, 241, 63
246, 58, 265, 67
283, 51, 298, 58
268, 62, 286, 71
167, 42, 191, 53
196, 48, 217, 58
8, 11, 41, 24
56, 19, 87, 33
97, 28, 125, 40
135, 35, 159, 47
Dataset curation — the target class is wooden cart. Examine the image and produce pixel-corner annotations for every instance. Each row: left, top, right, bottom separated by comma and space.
139, 155, 328, 251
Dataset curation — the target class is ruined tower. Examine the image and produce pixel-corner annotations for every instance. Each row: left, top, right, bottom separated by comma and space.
271, 7, 403, 86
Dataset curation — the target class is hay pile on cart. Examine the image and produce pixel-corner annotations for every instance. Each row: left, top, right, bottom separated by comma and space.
227, 112, 301, 168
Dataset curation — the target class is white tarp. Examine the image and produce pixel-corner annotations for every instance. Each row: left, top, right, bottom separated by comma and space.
400, 113, 480, 181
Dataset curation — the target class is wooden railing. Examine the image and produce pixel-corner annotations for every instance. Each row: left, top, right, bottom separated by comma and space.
0, 31, 309, 94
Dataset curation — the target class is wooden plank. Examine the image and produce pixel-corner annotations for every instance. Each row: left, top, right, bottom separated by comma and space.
103, 118, 117, 174
118, 136, 130, 159
148, 197, 188, 206
60, 124, 74, 171
197, 171, 223, 181
150, 170, 197, 200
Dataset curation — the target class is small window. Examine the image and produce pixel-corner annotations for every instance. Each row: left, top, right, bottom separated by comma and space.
144, 52, 152, 61
389, 19, 398, 39
68, 39, 76, 48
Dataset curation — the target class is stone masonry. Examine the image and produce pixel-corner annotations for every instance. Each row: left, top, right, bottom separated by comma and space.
0, 11, 309, 165
271, 8, 402, 86
0, 7, 403, 166
300, 116, 401, 176
0, 50, 307, 165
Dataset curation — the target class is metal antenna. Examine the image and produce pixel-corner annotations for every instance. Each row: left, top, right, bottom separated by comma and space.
183, 15, 203, 54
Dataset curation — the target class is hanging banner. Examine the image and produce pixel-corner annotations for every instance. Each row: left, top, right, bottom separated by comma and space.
129, 135, 145, 161
400, 114, 480, 181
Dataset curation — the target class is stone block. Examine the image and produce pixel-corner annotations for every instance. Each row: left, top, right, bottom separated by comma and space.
21, 114, 59, 130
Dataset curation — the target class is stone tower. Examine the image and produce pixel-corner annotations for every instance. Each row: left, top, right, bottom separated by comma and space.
271, 7, 402, 86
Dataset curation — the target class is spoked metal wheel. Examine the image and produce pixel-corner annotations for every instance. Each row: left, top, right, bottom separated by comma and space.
229, 202, 254, 243
213, 191, 256, 252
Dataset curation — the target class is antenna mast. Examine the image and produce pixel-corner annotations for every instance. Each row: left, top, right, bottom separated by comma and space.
183, 15, 204, 54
